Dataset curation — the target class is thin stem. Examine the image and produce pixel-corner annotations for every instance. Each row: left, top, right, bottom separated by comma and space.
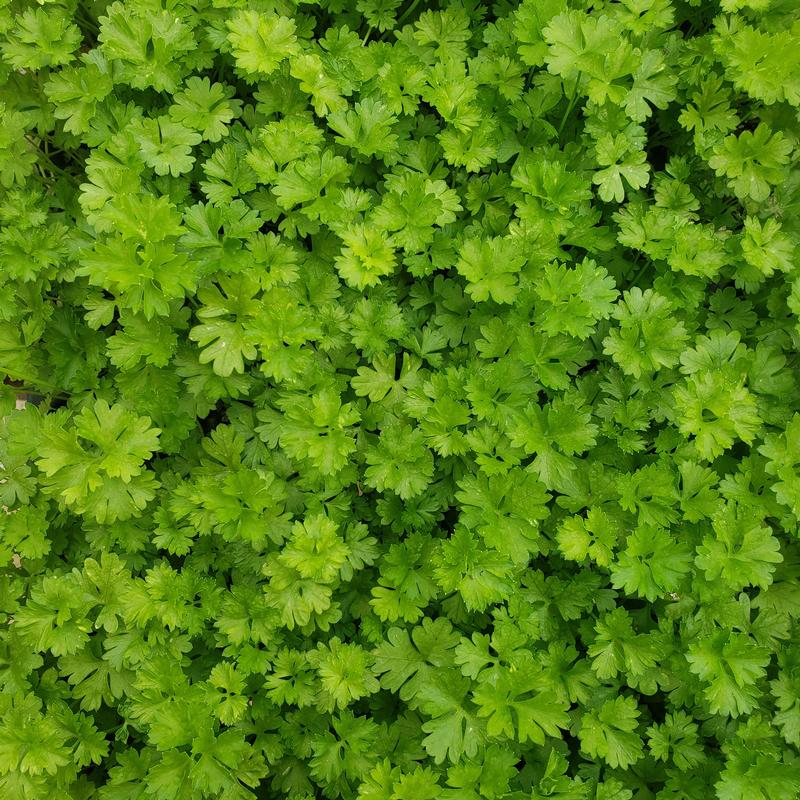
75, 12, 99, 34
1, 370, 69, 397
25, 135, 76, 180
557, 90, 580, 137
397, 0, 422, 25
627, 258, 653, 288
42, 159, 74, 180
76, 0, 100, 33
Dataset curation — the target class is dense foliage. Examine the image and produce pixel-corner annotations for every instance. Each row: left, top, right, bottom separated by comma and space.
2, 0, 800, 797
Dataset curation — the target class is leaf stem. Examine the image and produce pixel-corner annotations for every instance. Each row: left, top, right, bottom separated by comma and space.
1, 370, 69, 397
397, 0, 422, 25
627, 258, 653, 289
25, 136, 76, 181
557, 89, 581, 137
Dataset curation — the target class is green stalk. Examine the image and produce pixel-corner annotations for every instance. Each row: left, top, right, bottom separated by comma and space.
397, 0, 422, 25
1, 370, 68, 398
557, 88, 581, 137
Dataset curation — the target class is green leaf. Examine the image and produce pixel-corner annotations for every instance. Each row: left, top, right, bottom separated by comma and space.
169, 76, 242, 142
647, 711, 704, 771
372, 618, 460, 702
472, 664, 570, 744
759, 414, 800, 517
579, 696, 644, 769
695, 502, 782, 591
603, 288, 688, 378
433, 527, 516, 612
593, 133, 650, 202
226, 10, 300, 79
455, 236, 526, 304
709, 123, 792, 202
611, 526, 692, 602
686, 632, 770, 718
533, 258, 618, 339
328, 99, 399, 159
134, 117, 202, 177
417, 671, 482, 764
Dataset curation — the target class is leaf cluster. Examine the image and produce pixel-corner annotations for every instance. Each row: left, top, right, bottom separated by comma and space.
1, 0, 800, 798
